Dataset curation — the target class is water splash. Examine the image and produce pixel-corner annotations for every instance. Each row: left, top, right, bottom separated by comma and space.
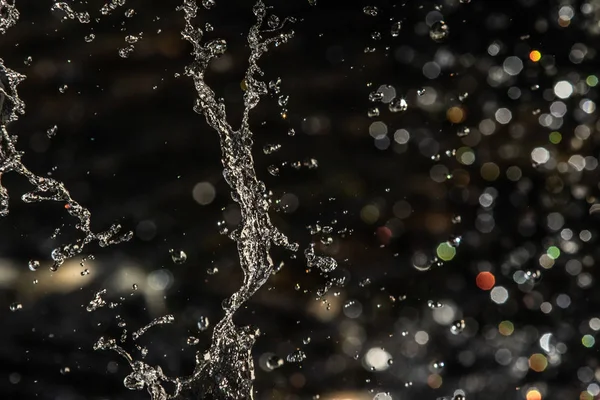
91, 1, 304, 399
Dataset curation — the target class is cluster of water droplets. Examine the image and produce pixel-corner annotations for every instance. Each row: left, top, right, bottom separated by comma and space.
0, 7, 132, 280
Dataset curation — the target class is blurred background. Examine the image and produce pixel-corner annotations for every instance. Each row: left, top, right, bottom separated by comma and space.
2, 0, 600, 399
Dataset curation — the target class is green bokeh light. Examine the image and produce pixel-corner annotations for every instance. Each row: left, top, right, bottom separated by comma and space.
437, 242, 456, 261
547, 246, 560, 260
549, 131, 562, 144
583, 334, 595, 348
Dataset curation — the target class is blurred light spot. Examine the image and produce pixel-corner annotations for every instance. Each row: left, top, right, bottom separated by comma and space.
589, 318, 600, 331
529, 353, 548, 372
394, 129, 410, 144
427, 374, 442, 389
556, 293, 571, 308
447, 106, 466, 123
529, 51, 541, 62
436, 242, 456, 261
476, 271, 495, 290
549, 131, 561, 144
554, 80, 573, 99
481, 162, 500, 181
503, 56, 523, 76
148, 269, 174, 291
499, 320, 514, 336
495, 108, 512, 124
193, 182, 216, 205
547, 246, 560, 259
415, 331, 429, 345
582, 335, 595, 348
491, 286, 508, 304
361, 205, 380, 224
364, 347, 392, 371
531, 147, 550, 164
369, 121, 388, 139
527, 389, 542, 400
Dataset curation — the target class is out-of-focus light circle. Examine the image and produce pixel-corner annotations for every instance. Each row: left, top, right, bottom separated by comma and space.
491, 286, 509, 304
193, 181, 216, 205
364, 347, 392, 371
554, 80, 573, 99
531, 147, 550, 164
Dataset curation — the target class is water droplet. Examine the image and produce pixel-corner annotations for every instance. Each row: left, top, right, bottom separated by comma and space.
363, 6, 379, 17
458, 92, 469, 102
58, 85, 68, 93
431, 360, 445, 371
132, 283, 138, 291
32, 279, 38, 285
369, 90, 384, 102
359, 277, 372, 287
457, 126, 470, 137
169, 249, 187, 264
389, 98, 408, 112
391, 21, 402, 37
451, 319, 466, 335
197, 316, 210, 331
288, 128, 296, 136
302, 336, 311, 345
430, 21, 450, 42
28, 260, 40, 271
125, 9, 135, 17
81, 269, 90, 276
202, 0, 216, 9
371, 31, 381, 40
263, 143, 282, 155
427, 300, 443, 309
60, 367, 70, 375
266, 355, 284, 370
118, 46, 135, 58
404, 381, 413, 387
187, 336, 199, 345
452, 215, 462, 224
10, 302, 22, 312
448, 235, 462, 247
47, 125, 58, 138
268, 165, 280, 176
286, 349, 306, 363
368, 107, 380, 118
23, 56, 32, 66
525, 269, 542, 283
453, 395, 466, 400
84, 34, 95, 42
417, 88, 426, 96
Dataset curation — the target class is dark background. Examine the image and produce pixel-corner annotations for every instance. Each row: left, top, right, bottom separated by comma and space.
2, 0, 600, 399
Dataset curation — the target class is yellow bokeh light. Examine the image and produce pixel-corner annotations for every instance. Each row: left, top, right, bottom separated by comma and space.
529, 50, 541, 62
529, 353, 548, 372
527, 389, 542, 400
447, 106, 466, 123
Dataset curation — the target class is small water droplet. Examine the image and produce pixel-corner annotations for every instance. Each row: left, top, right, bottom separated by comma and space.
391, 21, 402, 37
427, 300, 443, 309
363, 6, 379, 17
58, 85, 68, 93
202, 0, 216, 9
430, 21, 450, 42
451, 319, 466, 335
266, 355, 284, 370
286, 349, 306, 363
197, 316, 210, 331
81, 269, 90, 276
10, 302, 22, 312
28, 260, 40, 271
60, 367, 70, 375
389, 97, 408, 112
368, 107, 380, 118
187, 336, 200, 345
132, 283, 138, 291
452, 215, 462, 224
84, 34, 95, 42
169, 249, 187, 264
457, 126, 470, 137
